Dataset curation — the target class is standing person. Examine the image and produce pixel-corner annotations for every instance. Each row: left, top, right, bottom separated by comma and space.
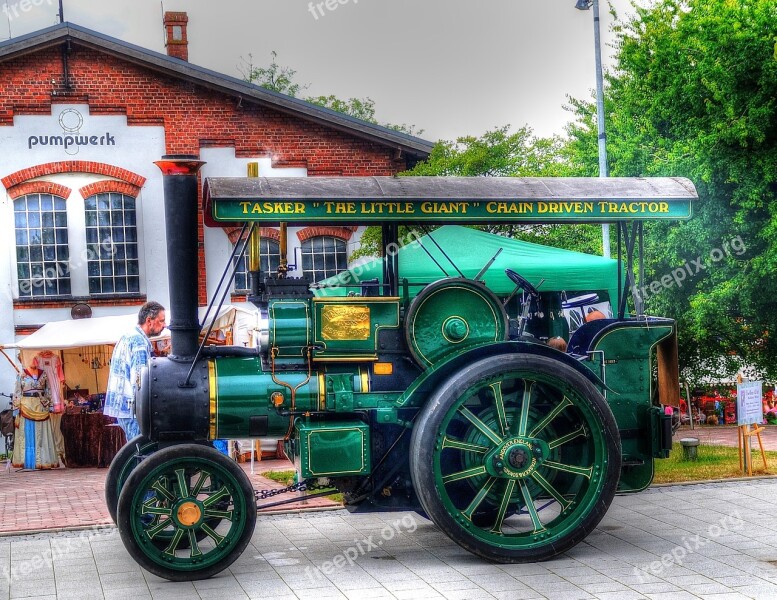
104, 301, 166, 442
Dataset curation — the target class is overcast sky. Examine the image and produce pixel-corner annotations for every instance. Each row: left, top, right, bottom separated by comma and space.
4, 0, 637, 142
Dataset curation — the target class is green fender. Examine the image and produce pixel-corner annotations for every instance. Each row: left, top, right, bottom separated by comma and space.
395, 340, 606, 409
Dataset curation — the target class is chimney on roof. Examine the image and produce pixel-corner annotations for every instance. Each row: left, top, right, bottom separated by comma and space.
163, 11, 189, 61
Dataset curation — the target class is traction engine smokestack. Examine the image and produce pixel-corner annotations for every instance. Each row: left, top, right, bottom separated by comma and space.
154, 155, 206, 361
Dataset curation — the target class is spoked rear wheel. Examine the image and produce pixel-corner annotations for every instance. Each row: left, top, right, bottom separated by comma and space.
117, 444, 256, 581
410, 354, 620, 562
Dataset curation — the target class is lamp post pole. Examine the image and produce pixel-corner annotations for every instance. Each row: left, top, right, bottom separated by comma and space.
576, 0, 610, 258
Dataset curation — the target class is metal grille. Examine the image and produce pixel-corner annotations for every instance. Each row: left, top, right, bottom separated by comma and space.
14, 194, 71, 297
234, 238, 281, 292
300, 236, 347, 283
84, 193, 140, 294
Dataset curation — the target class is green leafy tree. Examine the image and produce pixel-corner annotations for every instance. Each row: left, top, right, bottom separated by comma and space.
564, 0, 777, 380
240, 52, 421, 135
350, 126, 603, 258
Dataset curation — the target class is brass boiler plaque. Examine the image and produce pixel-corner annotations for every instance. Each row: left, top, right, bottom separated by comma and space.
321, 305, 371, 341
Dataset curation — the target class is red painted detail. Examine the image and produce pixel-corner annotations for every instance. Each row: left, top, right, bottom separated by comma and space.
7, 181, 72, 200
2, 161, 146, 188
154, 160, 205, 176
296, 226, 353, 243
79, 180, 140, 198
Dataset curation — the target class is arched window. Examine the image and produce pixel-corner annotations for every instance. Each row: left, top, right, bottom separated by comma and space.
234, 238, 281, 292
300, 236, 347, 283
84, 193, 139, 294
14, 194, 70, 297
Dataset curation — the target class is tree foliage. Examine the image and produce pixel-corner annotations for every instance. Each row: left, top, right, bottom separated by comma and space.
565, 0, 777, 380
240, 52, 421, 135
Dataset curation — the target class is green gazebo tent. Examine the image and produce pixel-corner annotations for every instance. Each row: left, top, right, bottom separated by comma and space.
318, 225, 619, 303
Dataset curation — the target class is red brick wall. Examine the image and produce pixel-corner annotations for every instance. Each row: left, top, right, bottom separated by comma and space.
1, 44, 405, 305
7, 181, 72, 200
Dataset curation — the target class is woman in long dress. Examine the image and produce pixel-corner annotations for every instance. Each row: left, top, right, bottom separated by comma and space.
11, 366, 59, 469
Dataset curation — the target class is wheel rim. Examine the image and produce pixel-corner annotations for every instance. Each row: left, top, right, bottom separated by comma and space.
432, 368, 609, 549
127, 455, 251, 572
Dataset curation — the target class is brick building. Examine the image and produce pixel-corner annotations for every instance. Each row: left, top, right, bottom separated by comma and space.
0, 13, 432, 392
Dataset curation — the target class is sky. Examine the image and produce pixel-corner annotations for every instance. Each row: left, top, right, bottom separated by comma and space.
2, 0, 638, 142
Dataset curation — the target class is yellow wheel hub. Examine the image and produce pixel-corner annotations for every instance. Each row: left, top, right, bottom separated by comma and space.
176, 501, 202, 527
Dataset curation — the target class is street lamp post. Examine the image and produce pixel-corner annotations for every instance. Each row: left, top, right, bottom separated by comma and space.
576, 0, 610, 259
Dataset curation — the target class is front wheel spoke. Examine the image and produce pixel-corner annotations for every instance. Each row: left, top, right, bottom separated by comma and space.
518, 480, 546, 534
441, 436, 489, 454
528, 395, 573, 438
490, 382, 509, 437
548, 425, 587, 450
202, 486, 231, 508
461, 477, 498, 521
146, 518, 174, 539
187, 530, 202, 558
162, 527, 185, 556
458, 406, 502, 445
490, 479, 516, 534
543, 460, 593, 480
531, 471, 572, 511
200, 522, 225, 545
190, 471, 211, 496
516, 380, 534, 437
174, 468, 190, 497
203, 508, 234, 521
442, 465, 488, 484
141, 498, 173, 517
151, 479, 177, 502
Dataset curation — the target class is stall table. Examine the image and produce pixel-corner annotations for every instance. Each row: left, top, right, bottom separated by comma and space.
61, 412, 125, 467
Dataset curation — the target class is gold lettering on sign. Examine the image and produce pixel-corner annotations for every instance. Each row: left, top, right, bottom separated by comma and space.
321, 305, 371, 341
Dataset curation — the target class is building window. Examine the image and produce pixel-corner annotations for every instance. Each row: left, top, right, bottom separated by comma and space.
234, 238, 281, 292
84, 193, 140, 294
14, 194, 70, 297
301, 236, 347, 282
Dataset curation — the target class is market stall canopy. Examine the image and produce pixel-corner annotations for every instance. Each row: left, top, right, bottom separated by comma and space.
2, 305, 256, 361
317, 225, 619, 301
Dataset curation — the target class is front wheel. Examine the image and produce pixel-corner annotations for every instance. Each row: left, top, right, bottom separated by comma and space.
117, 444, 256, 581
410, 354, 621, 562
105, 436, 157, 524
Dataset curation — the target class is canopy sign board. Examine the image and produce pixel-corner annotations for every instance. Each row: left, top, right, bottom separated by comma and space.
204, 176, 696, 226
737, 381, 763, 426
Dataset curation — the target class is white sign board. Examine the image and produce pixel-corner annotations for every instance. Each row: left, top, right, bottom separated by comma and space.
737, 381, 762, 426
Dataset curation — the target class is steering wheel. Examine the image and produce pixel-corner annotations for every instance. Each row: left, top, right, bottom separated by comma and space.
504, 269, 540, 297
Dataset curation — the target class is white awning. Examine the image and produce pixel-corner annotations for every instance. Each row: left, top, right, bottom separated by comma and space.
2, 305, 246, 352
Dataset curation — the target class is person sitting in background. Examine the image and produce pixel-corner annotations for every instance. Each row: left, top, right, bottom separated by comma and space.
547, 336, 568, 352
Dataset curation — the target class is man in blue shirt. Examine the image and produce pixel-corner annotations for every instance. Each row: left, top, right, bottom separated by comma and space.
104, 301, 166, 442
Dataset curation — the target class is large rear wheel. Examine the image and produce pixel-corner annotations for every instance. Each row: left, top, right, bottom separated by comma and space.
117, 444, 256, 581
410, 354, 620, 562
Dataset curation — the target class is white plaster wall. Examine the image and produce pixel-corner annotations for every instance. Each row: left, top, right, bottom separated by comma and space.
0, 104, 165, 393
199, 148, 307, 304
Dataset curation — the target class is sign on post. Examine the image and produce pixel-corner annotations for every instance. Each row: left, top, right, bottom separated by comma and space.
737, 381, 762, 425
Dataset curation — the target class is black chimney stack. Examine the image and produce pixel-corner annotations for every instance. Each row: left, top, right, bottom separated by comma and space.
154, 155, 205, 361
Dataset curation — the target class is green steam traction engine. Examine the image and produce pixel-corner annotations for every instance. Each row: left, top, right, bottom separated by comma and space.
108, 156, 697, 581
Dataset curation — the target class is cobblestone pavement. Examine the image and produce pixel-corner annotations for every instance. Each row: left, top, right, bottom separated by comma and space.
2, 479, 777, 600
0, 459, 337, 534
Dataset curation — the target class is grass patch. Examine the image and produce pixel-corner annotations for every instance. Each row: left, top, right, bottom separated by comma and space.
653, 442, 777, 484
260, 469, 344, 504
